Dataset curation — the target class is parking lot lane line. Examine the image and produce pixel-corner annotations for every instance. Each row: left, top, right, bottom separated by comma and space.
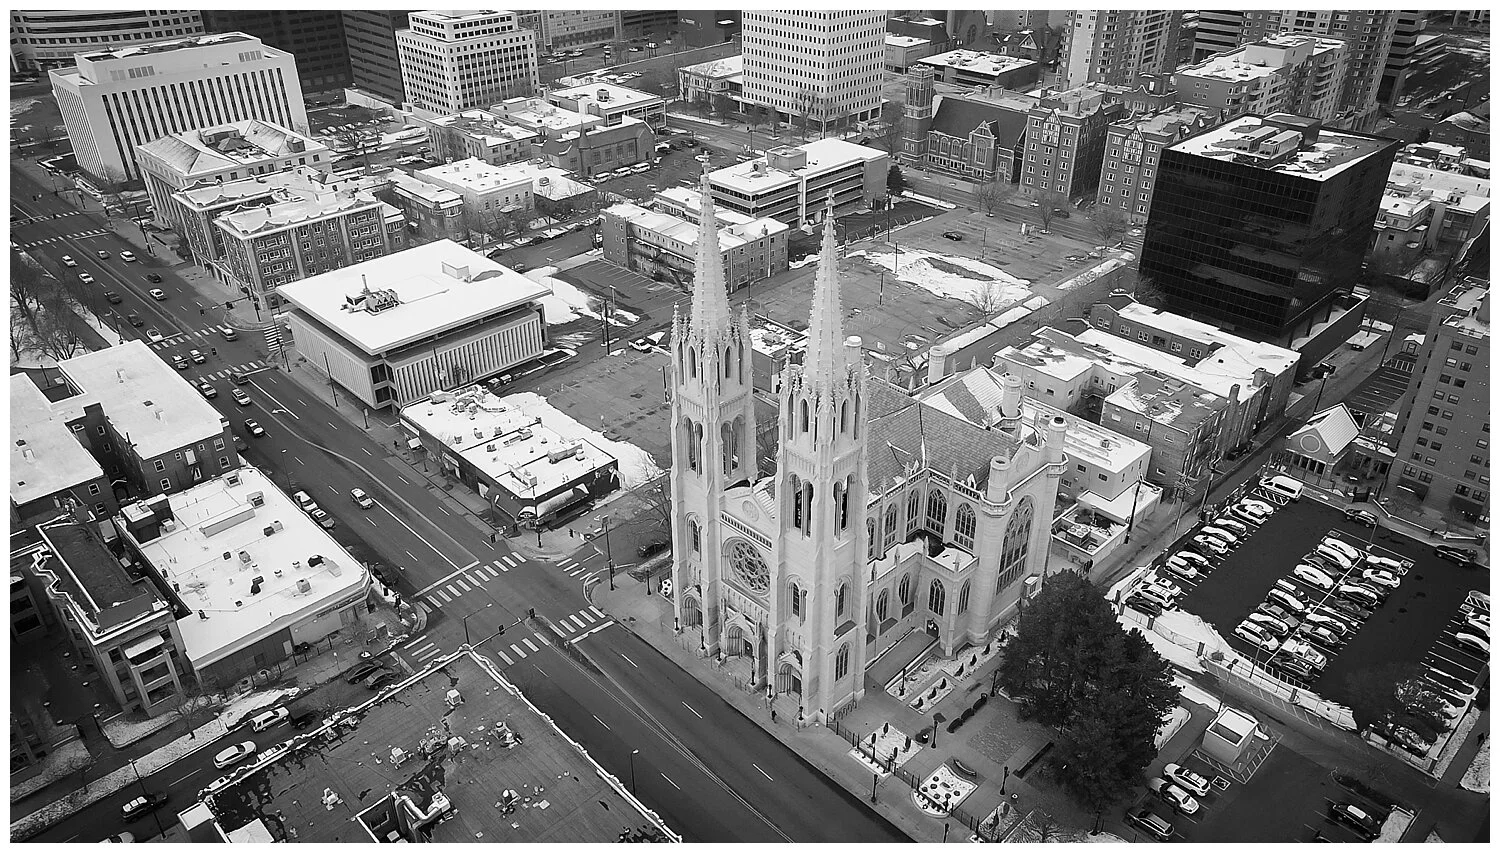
661, 773, 679, 790
523, 638, 539, 652
592, 714, 611, 731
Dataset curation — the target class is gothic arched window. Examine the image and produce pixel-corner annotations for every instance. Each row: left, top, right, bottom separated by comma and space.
876, 589, 889, 622
957, 580, 971, 615
790, 474, 804, 530
906, 489, 921, 534
835, 581, 848, 619
689, 517, 701, 553
898, 573, 912, 607
689, 346, 698, 378
789, 581, 801, 616
954, 503, 976, 549
835, 643, 850, 680
997, 496, 1036, 595
727, 540, 770, 595
799, 399, 810, 434
928, 579, 946, 616
884, 503, 898, 549
926, 489, 948, 535
867, 517, 877, 559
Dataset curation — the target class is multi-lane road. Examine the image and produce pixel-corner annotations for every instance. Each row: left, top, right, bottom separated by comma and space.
11, 163, 908, 843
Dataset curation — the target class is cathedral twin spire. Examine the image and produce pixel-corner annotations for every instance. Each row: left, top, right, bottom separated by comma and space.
686, 167, 733, 342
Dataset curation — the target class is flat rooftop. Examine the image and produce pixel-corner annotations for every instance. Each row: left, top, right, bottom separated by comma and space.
1109, 370, 1224, 430
36, 521, 169, 632
607, 201, 785, 252
680, 53, 743, 78
429, 109, 538, 146
653, 187, 756, 226
58, 341, 228, 461
711, 137, 884, 195
495, 98, 602, 133
418, 157, 540, 193
400, 386, 615, 500
388, 170, 464, 206
138, 119, 328, 178
124, 466, 368, 668
917, 49, 1038, 77
1119, 104, 1220, 137
547, 81, 662, 109
1110, 301, 1301, 377
200, 651, 674, 842
1439, 281, 1489, 338
1176, 49, 1283, 83
1171, 114, 1394, 182
215, 187, 395, 237
276, 240, 549, 355
76, 31, 257, 63
886, 34, 931, 48
11, 375, 103, 507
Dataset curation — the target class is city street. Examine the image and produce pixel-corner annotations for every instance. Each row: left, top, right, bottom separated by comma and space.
10, 161, 908, 843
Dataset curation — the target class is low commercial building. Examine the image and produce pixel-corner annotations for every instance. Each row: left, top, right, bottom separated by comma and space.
116, 466, 372, 687
401, 386, 619, 528
708, 138, 888, 226
1020, 83, 1127, 199
386, 170, 466, 245
545, 81, 665, 131
538, 115, 654, 179
18, 522, 186, 717
15, 342, 240, 519
416, 158, 536, 219
914, 49, 1041, 90
678, 54, 744, 105
277, 240, 550, 409
215, 178, 407, 308
136, 119, 332, 228
601, 199, 788, 292
1375, 160, 1490, 256
518, 9, 620, 52
1098, 104, 1223, 223
425, 109, 537, 165
185, 650, 676, 842
885, 35, 935, 72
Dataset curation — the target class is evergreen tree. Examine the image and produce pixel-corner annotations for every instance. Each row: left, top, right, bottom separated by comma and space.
886, 165, 908, 197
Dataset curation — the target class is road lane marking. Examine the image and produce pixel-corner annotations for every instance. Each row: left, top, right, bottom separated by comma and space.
570, 622, 614, 643
414, 560, 481, 594
327, 421, 338, 430
436, 504, 451, 515
619, 651, 638, 668
362, 447, 372, 455
682, 701, 703, 719
752, 763, 773, 781
396, 474, 410, 484
405, 550, 417, 560
569, 615, 588, 630
592, 714, 611, 730
169, 769, 200, 787
379, 506, 466, 571
293, 456, 305, 465
661, 773, 679, 790
247, 379, 300, 420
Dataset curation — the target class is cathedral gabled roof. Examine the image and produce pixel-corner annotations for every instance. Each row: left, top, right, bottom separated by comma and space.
930, 96, 1029, 149
865, 378, 1030, 498
686, 167, 732, 340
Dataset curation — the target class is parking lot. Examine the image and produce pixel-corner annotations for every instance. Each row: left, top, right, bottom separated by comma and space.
1343, 358, 1415, 423
1140, 489, 1488, 758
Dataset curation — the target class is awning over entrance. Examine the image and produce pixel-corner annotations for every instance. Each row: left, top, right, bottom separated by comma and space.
123, 632, 166, 660
866, 628, 939, 692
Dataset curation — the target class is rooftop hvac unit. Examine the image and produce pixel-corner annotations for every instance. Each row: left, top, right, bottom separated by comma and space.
296, 579, 312, 594
239, 550, 252, 563
272, 520, 284, 532
308, 555, 325, 567
263, 525, 276, 537
161, 519, 176, 533
226, 471, 242, 486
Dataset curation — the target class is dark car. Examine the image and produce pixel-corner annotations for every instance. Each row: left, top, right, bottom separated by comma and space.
1126, 807, 1173, 841
121, 792, 168, 822
1435, 545, 1480, 568
1125, 594, 1163, 616
1329, 802, 1381, 839
104, 290, 123, 304
1052, 209, 1071, 218
363, 669, 398, 690
126, 312, 144, 327
346, 661, 387, 684
942, 231, 964, 241
637, 540, 669, 559
146, 273, 163, 283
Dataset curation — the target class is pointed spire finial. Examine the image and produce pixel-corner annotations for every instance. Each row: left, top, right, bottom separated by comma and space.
687, 164, 731, 339
801, 200, 848, 389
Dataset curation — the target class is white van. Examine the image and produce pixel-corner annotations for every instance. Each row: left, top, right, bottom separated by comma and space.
1260, 475, 1304, 502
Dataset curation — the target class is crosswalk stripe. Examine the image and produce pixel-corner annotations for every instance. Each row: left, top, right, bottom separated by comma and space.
432, 590, 451, 604
501, 554, 520, 567
445, 583, 460, 598
415, 646, 442, 661
510, 643, 526, 658
589, 606, 606, 619
496, 649, 514, 665
523, 638, 539, 652
577, 609, 597, 624
455, 579, 472, 593
558, 559, 577, 569
492, 561, 508, 572
570, 615, 589, 630
480, 567, 497, 580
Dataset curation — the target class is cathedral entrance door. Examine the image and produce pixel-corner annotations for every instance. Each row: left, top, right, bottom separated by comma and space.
777, 663, 802, 696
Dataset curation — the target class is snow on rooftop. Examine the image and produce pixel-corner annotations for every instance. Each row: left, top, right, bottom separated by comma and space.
1114, 302, 1300, 373
400, 386, 618, 498
1075, 326, 1272, 399
418, 158, 541, 193
430, 109, 538, 147
276, 241, 549, 354
59, 341, 228, 461
548, 81, 661, 109
680, 54, 743, 78
885, 34, 930, 47
128, 466, 368, 668
11, 376, 104, 506
917, 49, 1038, 77
521, 265, 601, 325
1171, 114, 1392, 182
1022, 397, 1149, 472
849, 248, 1032, 305
710, 138, 885, 195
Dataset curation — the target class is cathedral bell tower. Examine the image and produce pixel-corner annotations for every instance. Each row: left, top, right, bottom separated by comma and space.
771, 198, 870, 721
668, 169, 758, 654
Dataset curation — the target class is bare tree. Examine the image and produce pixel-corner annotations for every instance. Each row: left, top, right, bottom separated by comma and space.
1132, 274, 1169, 309
880, 101, 907, 155
430, 126, 466, 164
1089, 207, 1126, 244
11, 252, 47, 326
93, 165, 130, 217
30, 288, 92, 363
756, 421, 780, 475
462, 208, 500, 246
973, 176, 1009, 215
636, 476, 672, 538
535, 196, 574, 226
330, 124, 381, 168
967, 281, 1015, 314
695, 93, 713, 119
1035, 190, 1066, 231
711, 91, 735, 121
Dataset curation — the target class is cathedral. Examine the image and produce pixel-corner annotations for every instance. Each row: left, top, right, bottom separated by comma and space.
668, 173, 1064, 722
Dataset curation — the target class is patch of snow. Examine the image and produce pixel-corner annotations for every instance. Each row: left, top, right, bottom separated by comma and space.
1460, 739, 1489, 793
1155, 704, 1190, 749
9, 740, 91, 804
101, 713, 176, 748
10, 98, 38, 122
850, 248, 1033, 305
789, 254, 819, 269
525, 265, 600, 324
1086, 831, 1129, 843
502, 392, 662, 488
899, 190, 957, 210
1174, 676, 1222, 712
218, 687, 300, 729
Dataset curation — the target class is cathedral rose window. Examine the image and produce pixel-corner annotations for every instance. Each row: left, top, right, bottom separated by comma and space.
728, 541, 770, 595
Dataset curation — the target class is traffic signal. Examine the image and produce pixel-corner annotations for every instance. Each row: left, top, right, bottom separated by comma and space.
225, 301, 234, 309
527, 608, 535, 619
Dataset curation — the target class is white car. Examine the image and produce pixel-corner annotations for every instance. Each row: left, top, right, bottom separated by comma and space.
1314, 544, 1355, 571
1162, 763, 1211, 798
1361, 568, 1401, 590
1265, 588, 1307, 614
146, 329, 165, 343
1277, 638, 1327, 668
1320, 538, 1361, 563
1293, 564, 1336, 590
149, 288, 167, 300
1240, 498, 1275, 515
1173, 550, 1211, 569
1453, 632, 1489, 655
1465, 614, 1490, 637
1364, 554, 1406, 574
1212, 516, 1249, 537
1246, 612, 1292, 637
79, 271, 95, 284
1147, 778, 1201, 815
292, 490, 320, 514
1143, 574, 1183, 600
1199, 525, 1239, 546
120, 250, 136, 262
1302, 610, 1352, 636
1235, 622, 1281, 651
350, 487, 374, 509
1161, 555, 1201, 581
61, 254, 78, 267
213, 740, 257, 768
1191, 534, 1227, 555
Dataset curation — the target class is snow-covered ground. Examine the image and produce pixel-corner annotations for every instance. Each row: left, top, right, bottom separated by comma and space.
9, 740, 90, 804
502, 392, 662, 487
525, 266, 600, 324
1155, 704, 1190, 749
1174, 676, 1223, 712
1460, 738, 1489, 793
11, 97, 38, 122
101, 713, 176, 748
850, 248, 1033, 306
898, 191, 957, 210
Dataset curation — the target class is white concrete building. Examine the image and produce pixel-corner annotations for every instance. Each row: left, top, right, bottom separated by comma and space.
396, 10, 538, 117
136, 119, 332, 228
117, 466, 371, 685
1064, 10, 1183, 89
741, 10, 887, 125
424, 109, 538, 165
49, 32, 307, 182
545, 82, 665, 131
11, 10, 204, 73
416, 158, 537, 216
277, 240, 550, 409
707, 138, 889, 226
1172, 33, 1348, 125
1376, 161, 1491, 255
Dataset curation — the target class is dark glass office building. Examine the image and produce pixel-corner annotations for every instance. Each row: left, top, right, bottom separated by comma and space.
202, 11, 351, 94
342, 11, 412, 106
1139, 113, 1398, 343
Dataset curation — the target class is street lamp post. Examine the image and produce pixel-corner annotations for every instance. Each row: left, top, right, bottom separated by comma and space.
602, 515, 616, 590
628, 748, 640, 793
462, 603, 494, 645
871, 769, 879, 803
931, 712, 945, 748
129, 759, 167, 837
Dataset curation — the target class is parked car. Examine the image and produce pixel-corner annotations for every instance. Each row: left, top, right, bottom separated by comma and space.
1052, 208, 1072, 219
1344, 508, 1379, 527
637, 540, 669, 559
1298, 624, 1345, 648
1199, 525, 1239, 546
1266, 588, 1307, 614
1280, 637, 1328, 664
1240, 498, 1276, 516
1361, 568, 1401, 590
1435, 545, 1480, 567
61, 254, 77, 267
1212, 516, 1249, 537
231, 388, 251, 406
942, 231, 964, 241
1270, 655, 1320, 680
1465, 613, 1490, 637
1191, 534, 1227, 556
1329, 803, 1381, 839
250, 707, 289, 732
1335, 583, 1382, 607
1320, 537, 1362, 563
104, 290, 123, 303
1386, 726, 1433, 756
213, 741, 257, 769
244, 419, 265, 437
102, 832, 137, 843
293, 490, 319, 513
309, 508, 337, 530
350, 487, 374, 509
1314, 544, 1355, 572
1142, 574, 1183, 600
1160, 555, 1201, 581
121, 793, 167, 823
149, 288, 167, 300
1147, 778, 1200, 815
1126, 808, 1173, 841
1162, 763, 1211, 797
189, 348, 206, 364
1173, 550, 1211, 569
1363, 554, 1406, 574
1125, 594, 1164, 616
197, 381, 217, 399
170, 354, 188, 370
1246, 612, 1292, 637
78, 271, 95, 285
346, 661, 389, 683
363, 669, 398, 689
120, 250, 136, 262
1234, 622, 1281, 651
126, 312, 144, 327
1256, 602, 1300, 625
1453, 632, 1489, 655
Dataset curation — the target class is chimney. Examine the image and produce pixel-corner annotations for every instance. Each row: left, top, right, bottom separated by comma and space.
999, 373, 1023, 419
985, 454, 1011, 502
844, 335, 862, 365
926, 342, 950, 386
1046, 415, 1067, 465
117, 368, 126, 383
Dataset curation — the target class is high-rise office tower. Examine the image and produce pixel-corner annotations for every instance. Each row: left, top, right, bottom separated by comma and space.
10, 10, 203, 73
741, 10, 888, 125
201, 11, 351, 94
1380, 11, 1427, 105
343, 11, 412, 106
1138, 114, 1397, 344
396, 10, 539, 116
1064, 10, 1183, 89
514, 10, 619, 52
679, 10, 740, 47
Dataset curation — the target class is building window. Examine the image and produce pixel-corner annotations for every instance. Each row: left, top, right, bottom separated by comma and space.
834, 644, 850, 680
898, 573, 912, 608
926, 489, 947, 534
957, 580, 970, 615
87, 483, 101, 496
835, 582, 848, 619
996, 497, 1035, 594
928, 579, 946, 616
159, 478, 171, 491
689, 518, 701, 553
789, 581, 801, 616
875, 589, 889, 622
954, 504, 976, 549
